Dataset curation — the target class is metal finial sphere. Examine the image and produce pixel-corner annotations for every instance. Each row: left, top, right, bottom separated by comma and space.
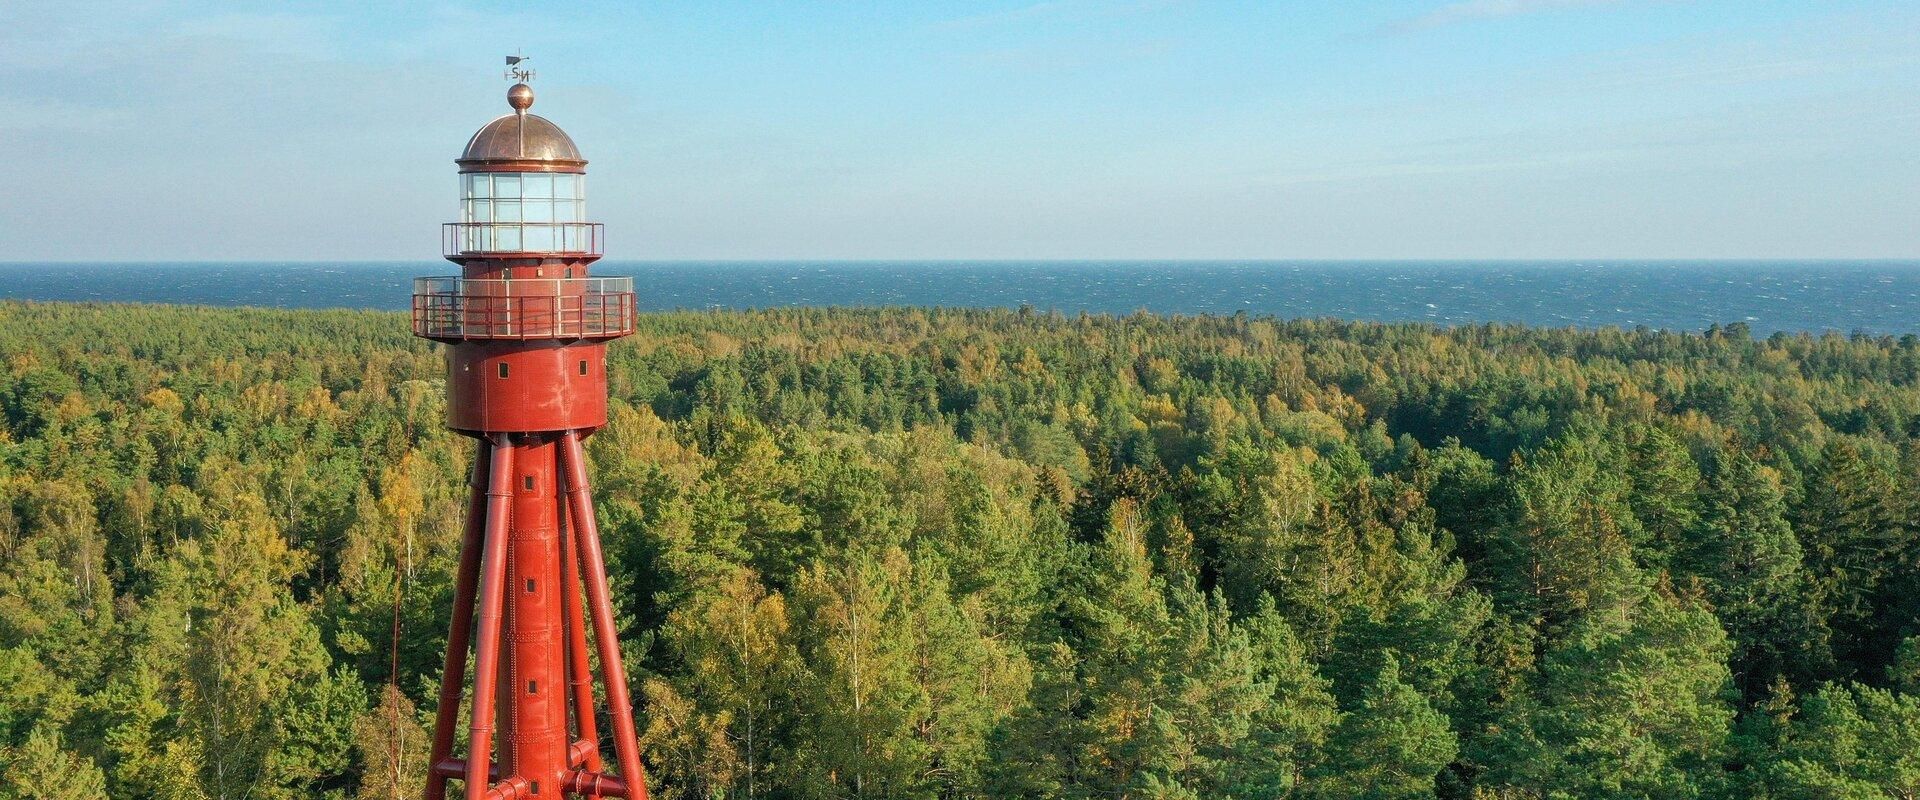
507, 83, 534, 112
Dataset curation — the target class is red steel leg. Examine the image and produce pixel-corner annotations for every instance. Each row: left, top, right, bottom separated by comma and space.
466, 438, 516, 800
424, 438, 492, 800
559, 430, 651, 800
560, 487, 607, 791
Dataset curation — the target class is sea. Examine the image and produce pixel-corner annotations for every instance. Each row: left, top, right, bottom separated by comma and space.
2, 260, 1917, 336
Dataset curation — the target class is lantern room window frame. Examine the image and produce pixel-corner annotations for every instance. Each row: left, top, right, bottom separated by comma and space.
459, 171, 588, 253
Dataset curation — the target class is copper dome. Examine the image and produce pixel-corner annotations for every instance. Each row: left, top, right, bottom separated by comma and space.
457, 84, 587, 173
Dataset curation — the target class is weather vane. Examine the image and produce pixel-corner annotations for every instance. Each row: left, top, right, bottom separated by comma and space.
504, 53, 535, 83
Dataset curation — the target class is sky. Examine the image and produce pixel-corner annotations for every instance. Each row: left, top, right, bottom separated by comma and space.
3, 1, 1917, 261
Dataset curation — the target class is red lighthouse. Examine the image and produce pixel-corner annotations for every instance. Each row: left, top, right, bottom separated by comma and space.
412, 81, 649, 800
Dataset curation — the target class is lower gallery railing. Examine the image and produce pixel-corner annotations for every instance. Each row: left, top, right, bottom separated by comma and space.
412, 277, 636, 340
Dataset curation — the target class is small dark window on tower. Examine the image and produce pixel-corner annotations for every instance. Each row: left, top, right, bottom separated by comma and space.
531, 781, 540, 795
497, 363, 509, 379
579, 360, 589, 375
524, 475, 534, 491
528, 680, 538, 695
526, 578, 536, 593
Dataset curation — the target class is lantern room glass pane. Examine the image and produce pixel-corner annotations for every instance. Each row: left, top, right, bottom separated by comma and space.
455, 172, 595, 253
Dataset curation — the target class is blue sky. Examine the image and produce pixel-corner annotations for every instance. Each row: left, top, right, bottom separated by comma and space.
3, 1, 1916, 260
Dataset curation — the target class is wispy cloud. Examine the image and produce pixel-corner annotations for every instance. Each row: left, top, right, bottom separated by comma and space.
1385, 0, 1630, 34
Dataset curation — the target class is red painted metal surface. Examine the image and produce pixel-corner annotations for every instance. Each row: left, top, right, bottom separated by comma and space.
446, 342, 609, 433
418, 84, 649, 800
560, 490, 606, 797
560, 431, 650, 799
466, 439, 516, 800
424, 439, 492, 800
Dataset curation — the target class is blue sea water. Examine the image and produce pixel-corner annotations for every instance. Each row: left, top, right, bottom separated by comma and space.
2, 260, 1916, 336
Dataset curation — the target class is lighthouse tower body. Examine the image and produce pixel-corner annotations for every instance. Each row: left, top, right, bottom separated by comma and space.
413, 83, 649, 800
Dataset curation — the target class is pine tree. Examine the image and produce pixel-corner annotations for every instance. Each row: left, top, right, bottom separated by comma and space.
896, 550, 1030, 795
783, 543, 1021, 798
264, 666, 367, 798
0, 725, 108, 800
1893, 637, 1920, 694
0, 647, 59, 747
1145, 581, 1272, 796
98, 667, 204, 800
1490, 426, 1646, 638
992, 499, 1172, 798
1722, 675, 1803, 799
1877, 441, 1920, 684
1325, 507, 1491, 717
1476, 587, 1735, 798
1222, 596, 1337, 798
1770, 683, 1920, 798
1305, 654, 1457, 800
1681, 445, 1829, 700
1624, 425, 1703, 571
1184, 443, 1321, 618
1412, 439, 1500, 569
992, 499, 1280, 798
1794, 439, 1900, 680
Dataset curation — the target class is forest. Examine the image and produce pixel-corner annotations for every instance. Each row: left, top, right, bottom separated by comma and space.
1, 300, 1918, 799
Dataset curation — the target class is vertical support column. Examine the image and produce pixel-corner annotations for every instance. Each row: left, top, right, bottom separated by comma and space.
498, 436, 572, 796
424, 438, 492, 800
559, 430, 650, 800
465, 438, 516, 800
560, 488, 606, 786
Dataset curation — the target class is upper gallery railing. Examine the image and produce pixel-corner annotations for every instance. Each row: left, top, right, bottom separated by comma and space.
411, 276, 635, 340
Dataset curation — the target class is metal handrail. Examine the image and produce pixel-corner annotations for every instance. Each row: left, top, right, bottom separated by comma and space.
414, 276, 633, 295
442, 222, 605, 257
411, 276, 635, 340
